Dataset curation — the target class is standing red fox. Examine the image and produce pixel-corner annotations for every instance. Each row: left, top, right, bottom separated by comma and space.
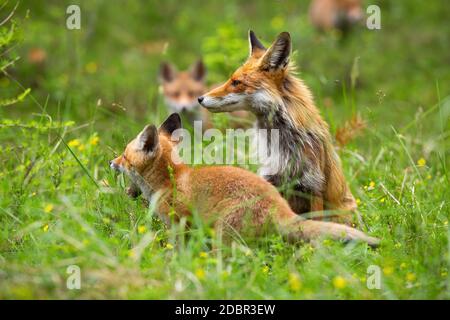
199, 31, 358, 223
110, 114, 379, 246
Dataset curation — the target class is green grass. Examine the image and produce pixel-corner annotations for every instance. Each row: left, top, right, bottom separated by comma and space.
0, 0, 449, 299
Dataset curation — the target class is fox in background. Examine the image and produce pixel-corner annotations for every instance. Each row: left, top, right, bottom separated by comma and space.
159, 60, 252, 129
109, 113, 379, 247
309, 0, 364, 33
199, 31, 360, 224
159, 59, 208, 124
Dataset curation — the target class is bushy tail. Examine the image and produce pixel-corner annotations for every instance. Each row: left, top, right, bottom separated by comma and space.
278, 216, 380, 247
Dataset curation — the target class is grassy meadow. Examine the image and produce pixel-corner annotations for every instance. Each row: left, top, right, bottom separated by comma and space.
0, 0, 449, 299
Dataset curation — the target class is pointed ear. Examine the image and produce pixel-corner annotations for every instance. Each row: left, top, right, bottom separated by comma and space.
159, 113, 182, 136
159, 62, 177, 82
260, 32, 291, 71
189, 59, 206, 81
137, 125, 158, 153
248, 30, 266, 58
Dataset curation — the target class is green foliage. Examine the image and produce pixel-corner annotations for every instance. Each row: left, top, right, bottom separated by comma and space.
202, 23, 248, 84
0, 11, 30, 107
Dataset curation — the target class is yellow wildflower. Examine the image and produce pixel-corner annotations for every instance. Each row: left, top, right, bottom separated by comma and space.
367, 181, 376, 191
262, 265, 270, 274
43, 224, 49, 232
77, 144, 85, 151
44, 204, 54, 213
417, 158, 426, 167
137, 225, 147, 234
406, 272, 416, 282
85, 61, 98, 74
356, 198, 361, 205
380, 197, 386, 203
400, 262, 407, 269
195, 268, 205, 280
288, 273, 302, 292
383, 266, 394, 276
68, 139, 80, 148
165, 243, 174, 250
89, 136, 100, 146
199, 251, 208, 258
332, 276, 347, 289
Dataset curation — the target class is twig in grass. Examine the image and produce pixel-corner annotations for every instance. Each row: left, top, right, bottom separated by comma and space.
398, 168, 409, 204
392, 126, 423, 180
379, 182, 401, 206
0, 1, 19, 27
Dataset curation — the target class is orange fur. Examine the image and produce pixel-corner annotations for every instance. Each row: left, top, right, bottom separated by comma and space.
309, 0, 364, 32
110, 114, 379, 246
159, 61, 252, 129
200, 31, 358, 224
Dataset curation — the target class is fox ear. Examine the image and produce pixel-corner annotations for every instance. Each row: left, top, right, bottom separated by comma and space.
137, 125, 158, 153
260, 32, 291, 71
160, 113, 182, 136
248, 30, 266, 58
159, 62, 177, 82
190, 59, 206, 81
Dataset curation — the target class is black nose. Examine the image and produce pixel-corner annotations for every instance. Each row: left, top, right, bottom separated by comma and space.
198, 96, 204, 104
109, 160, 112, 166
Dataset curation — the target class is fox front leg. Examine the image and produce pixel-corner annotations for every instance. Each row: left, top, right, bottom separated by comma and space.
126, 182, 141, 199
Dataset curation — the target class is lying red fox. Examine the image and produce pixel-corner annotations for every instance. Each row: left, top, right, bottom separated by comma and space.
110, 113, 379, 246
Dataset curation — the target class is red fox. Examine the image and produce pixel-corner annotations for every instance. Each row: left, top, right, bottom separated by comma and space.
309, 0, 364, 33
110, 113, 379, 246
159, 60, 252, 129
198, 31, 358, 224
159, 60, 209, 123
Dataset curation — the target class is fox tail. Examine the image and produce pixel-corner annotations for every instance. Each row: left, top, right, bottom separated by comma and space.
278, 216, 380, 247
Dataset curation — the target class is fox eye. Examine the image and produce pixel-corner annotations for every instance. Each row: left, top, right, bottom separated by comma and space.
188, 91, 194, 98
231, 79, 241, 87
173, 91, 180, 98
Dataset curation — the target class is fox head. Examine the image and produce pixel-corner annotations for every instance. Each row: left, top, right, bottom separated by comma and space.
109, 113, 182, 175
198, 31, 295, 115
159, 60, 207, 113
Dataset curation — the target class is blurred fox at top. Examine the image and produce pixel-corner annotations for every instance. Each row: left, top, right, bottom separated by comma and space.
159, 60, 207, 122
309, 0, 364, 33
159, 59, 251, 128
